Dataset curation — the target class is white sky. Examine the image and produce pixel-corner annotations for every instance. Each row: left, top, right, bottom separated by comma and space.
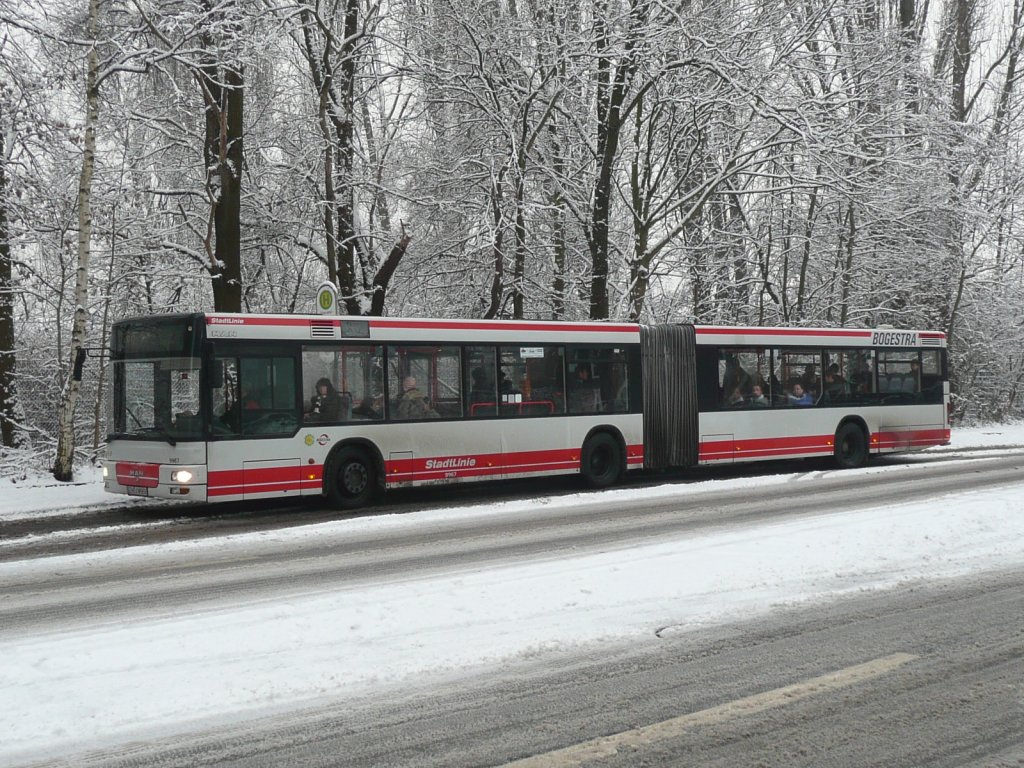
2, 424, 1024, 765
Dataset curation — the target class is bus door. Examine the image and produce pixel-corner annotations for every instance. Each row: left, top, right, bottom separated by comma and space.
497, 345, 569, 478
876, 349, 947, 451
388, 344, 499, 485
207, 349, 303, 500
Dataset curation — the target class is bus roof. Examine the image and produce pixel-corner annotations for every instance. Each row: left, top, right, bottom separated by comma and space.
191, 313, 946, 348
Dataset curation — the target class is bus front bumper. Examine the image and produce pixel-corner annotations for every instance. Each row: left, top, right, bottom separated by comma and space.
102, 462, 208, 502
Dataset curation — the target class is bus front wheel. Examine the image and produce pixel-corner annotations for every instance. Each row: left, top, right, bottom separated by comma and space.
581, 433, 623, 489
834, 423, 868, 469
326, 447, 377, 510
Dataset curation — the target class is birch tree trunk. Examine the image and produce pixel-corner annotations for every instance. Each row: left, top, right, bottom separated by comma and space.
53, 0, 99, 481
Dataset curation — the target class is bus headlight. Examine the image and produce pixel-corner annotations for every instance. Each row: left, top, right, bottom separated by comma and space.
171, 470, 193, 483
102, 466, 108, 479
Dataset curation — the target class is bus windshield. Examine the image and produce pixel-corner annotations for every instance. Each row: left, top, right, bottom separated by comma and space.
108, 316, 203, 443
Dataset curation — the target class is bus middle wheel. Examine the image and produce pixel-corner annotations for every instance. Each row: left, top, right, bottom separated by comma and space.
326, 447, 377, 510
581, 432, 623, 489
834, 422, 868, 469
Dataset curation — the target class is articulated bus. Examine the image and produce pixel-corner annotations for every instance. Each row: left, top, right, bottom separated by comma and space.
102, 313, 950, 509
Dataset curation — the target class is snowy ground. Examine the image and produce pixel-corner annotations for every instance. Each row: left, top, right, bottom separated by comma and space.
1, 424, 1024, 765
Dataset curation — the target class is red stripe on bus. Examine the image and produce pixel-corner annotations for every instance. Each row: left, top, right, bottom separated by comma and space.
207, 481, 321, 498
207, 464, 318, 496
385, 444, 644, 483
695, 328, 872, 339
873, 428, 949, 449
207, 446, 647, 494
367, 318, 638, 334
700, 434, 835, 461
699, 428, 949, 461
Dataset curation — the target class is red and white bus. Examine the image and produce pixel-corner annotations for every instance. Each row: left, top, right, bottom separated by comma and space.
102, 313, 950, 508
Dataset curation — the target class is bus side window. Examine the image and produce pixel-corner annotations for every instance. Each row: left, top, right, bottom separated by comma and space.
388, 344, 461, 420
877, 350, 921, 403
919, 350, 942, 402
498, 345, 564, 417
717, 348, 767, 408
774, 349, 821, 405
466, 346, 497, 417
345, 346, 385, 420
821, 349, 852, 404
567, 346, 627, 414
695, 348, 719, 412
211, 356, 241, 435
240, 356, 298, 435
304, 344, 385, 422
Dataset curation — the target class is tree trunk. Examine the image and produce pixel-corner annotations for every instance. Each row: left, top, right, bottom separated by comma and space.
0, 102, 16, 448
54, 0, 99, 481
368, 230, 411, 316
202, 63, 244, 313
950, 0, 973, 124
838, 204, 856, 326
335, 0, 364, 315
589, 0, 621, 320
483, 170, 506, 319
92, 220, 120, 461
794, 187, 818, 322
548, 126, 567, 321
587, 0, 645, 320
512, 152, 527, 320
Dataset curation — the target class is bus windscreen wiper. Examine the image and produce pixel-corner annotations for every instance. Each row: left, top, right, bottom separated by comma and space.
125, 406, 176, 446
132, 426, 177, 447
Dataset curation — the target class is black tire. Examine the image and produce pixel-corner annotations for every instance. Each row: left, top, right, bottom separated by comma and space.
581, 432, 623, 489
834, 422, 869, 469
326, 447, 377, 510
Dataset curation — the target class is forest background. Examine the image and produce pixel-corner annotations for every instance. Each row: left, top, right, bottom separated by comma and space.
1, 0, 1022, 480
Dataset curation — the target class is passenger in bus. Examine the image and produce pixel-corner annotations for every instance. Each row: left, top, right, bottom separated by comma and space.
787, 382, 814, 406
722, 357, 752, 396
726, 386, 746, 408
352, 396, 381, 420
307, 377, 342, 422
800, 364, 819, 395
850, 360, 873, 393
822, 365, 847, 399
470, 367, 493, 403
499, 369, 520, 395
394, 376, 439, 420
748, 384, 769, 407
569, 364, 600, 412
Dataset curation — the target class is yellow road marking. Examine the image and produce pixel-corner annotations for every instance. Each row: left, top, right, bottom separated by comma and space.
504, 652, 918, 767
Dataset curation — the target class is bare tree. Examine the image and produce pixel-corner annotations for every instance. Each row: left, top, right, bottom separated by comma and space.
132, 0, 248, 312
283, 0, 416, 316
0, 90, 15, 448
53, 0, 101, 481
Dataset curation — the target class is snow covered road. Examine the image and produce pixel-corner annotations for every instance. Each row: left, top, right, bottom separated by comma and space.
1, 425, 1023, 765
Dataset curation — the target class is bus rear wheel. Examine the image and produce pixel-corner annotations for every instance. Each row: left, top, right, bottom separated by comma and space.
834, 423, 868, 469
326, 447, 377, 510
581, 432, 623, 489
